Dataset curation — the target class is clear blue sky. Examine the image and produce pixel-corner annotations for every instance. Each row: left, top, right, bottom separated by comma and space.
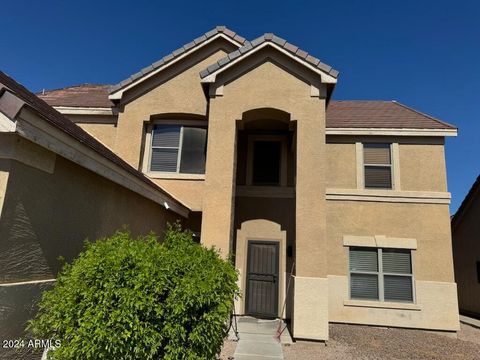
2, 0, 479, 213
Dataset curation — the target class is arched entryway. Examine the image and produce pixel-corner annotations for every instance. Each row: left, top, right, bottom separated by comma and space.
233, 108, 296, 320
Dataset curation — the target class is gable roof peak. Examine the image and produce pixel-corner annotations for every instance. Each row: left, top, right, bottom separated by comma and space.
109, 26, 246, 99
199, 32, 339, 81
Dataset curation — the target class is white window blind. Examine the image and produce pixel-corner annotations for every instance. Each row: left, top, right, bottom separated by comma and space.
150, 124, 207, 174
363, 143, 392, 189
349, 247, 413, 303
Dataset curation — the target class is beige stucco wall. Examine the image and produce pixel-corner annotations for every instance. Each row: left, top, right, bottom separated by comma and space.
325, 136, 448, 192
328, 275, 459, 331
200, 50, 330, 339
0, 137, 184, 283
110, 39, 238, 210
452, 188, 480, 316
326, 141, 356, 189
400, 142, 447, 192
76, 122, 117, 150
63, 114, 118, 150
327, 201, 454, 282
326, 200, 458, 332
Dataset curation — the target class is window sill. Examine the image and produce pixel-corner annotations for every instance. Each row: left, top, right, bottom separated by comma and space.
344, 299, 421, 311
145, 172, 205, 180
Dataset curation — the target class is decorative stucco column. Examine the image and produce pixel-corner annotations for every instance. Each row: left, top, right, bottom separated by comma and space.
200, 99, 236, 258
292, 101, 329, 340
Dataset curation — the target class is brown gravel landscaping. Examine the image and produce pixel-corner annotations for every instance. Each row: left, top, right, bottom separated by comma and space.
219, 339, 236, 359
283, 323, 480, 360
219, 322, 480, 359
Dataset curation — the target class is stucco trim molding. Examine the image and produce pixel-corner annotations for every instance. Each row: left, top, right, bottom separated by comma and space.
145, 172, 205, 180
327, 188, 451, 204
326, 128, 458, 137
53, 106, 115, 116
343, 234, 417, 249
344, 299, 422, 311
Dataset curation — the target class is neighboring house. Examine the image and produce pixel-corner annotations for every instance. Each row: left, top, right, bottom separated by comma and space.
452, 175, 480, 318
0, 72, 191, 353
1, 25, 459, 343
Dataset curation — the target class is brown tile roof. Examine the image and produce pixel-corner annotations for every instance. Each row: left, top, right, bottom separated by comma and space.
109, 26, 246, 94
37, 85, 456, 130
0, 71, 188, 213
37, 84, 113, 108
199, 33, 339, 79
327, 100, 456, 129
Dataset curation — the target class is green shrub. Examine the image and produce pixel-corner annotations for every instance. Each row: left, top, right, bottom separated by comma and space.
28, 224, 238, 360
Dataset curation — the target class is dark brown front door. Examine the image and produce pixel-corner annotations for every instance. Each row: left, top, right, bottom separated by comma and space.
245, 241, 279, 318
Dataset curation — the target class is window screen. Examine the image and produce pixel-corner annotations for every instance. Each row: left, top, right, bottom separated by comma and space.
363, 143, 392, 189
150, 124, 207, 174
350, 247, 414, 303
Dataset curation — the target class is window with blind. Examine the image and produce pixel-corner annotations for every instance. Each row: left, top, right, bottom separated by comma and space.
349, 247, 414, 303
363, 143, 392, 189
150, 124, 207, 174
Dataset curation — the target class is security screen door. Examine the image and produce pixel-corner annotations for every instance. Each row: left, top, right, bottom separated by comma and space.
245, 241, 279, 318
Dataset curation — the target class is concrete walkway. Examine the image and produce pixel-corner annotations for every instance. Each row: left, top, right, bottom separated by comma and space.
232, 317, 291, 360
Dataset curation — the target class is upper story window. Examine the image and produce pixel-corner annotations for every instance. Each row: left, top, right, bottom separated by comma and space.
349, 247, 414, 303
150, 124, 207, 174
363, 143, 392, 189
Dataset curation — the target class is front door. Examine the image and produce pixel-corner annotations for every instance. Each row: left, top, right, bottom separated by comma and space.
245, 241, 279, 318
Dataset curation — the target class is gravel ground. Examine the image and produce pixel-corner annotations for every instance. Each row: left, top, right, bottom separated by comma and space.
219, 323, 480, 359
218, 339, 237, 360
283, 323, 480, 360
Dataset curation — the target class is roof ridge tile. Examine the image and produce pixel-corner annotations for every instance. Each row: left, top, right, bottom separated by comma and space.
199, 31, 339, 79
109, 26, 244, 94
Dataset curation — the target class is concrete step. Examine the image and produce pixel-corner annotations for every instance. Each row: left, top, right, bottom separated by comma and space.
234, 355, 283, 360
237, 333, 280, 343
235, 340, 283, 358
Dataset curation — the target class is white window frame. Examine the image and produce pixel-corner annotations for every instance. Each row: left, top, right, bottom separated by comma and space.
348, 247, 415, 303
142, 120, 207, 179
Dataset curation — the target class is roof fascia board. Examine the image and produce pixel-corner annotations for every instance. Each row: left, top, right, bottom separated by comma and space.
15, 107, 189, 217
54, 106, 115, 116
109, 33, 243, 100
326, 128, 458, 137
201, 42, 338, 85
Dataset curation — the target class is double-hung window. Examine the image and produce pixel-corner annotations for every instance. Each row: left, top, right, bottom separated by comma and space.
363, 143, 392, 189
150, 124, 207, 174
349, 247, 414, 303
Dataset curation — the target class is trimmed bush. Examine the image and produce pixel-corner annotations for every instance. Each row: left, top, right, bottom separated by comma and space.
28, 224, 238, 359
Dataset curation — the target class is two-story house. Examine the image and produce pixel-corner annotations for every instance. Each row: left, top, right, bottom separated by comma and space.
35, 26, 459, 340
